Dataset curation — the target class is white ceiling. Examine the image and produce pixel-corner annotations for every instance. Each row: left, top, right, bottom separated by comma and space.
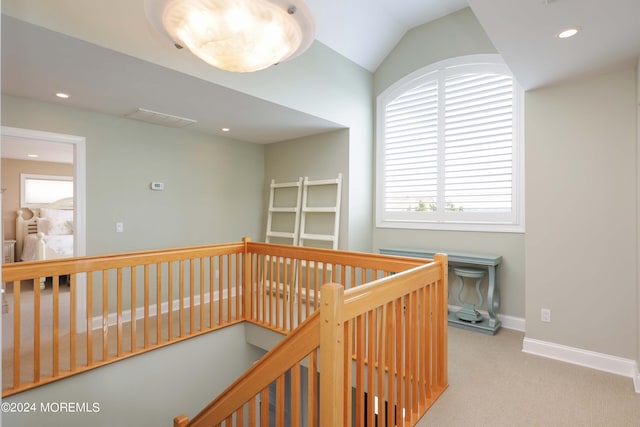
2, 0, 640, 161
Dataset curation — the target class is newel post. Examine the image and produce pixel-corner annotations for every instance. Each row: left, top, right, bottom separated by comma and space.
242, 237, 252, 320
173, 414, 189, 427
320, 283, 345, 426
434, 253, 448, 386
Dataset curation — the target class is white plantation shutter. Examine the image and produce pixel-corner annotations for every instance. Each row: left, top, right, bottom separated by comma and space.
384, 81, 438, 213
377, 57, 523, 231
444, 73, 513, 213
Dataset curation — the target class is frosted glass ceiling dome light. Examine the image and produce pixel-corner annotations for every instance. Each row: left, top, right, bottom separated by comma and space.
145, 0, 315, 72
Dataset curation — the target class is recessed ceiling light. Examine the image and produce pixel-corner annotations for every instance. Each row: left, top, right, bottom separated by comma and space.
557, 27, 580, 39
27, 154, 39, 158
221, 128, 230, 132
56, 92, 70, 99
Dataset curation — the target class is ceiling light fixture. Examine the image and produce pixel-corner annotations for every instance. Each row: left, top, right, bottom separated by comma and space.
221, 127, 230, 132
144, 0, 315, 73
557, 27, 580, 39
27, 154, 39, 158
56, 92, 70, 98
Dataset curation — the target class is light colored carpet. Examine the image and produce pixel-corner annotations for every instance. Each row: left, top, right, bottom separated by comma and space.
417, 326, 640, 427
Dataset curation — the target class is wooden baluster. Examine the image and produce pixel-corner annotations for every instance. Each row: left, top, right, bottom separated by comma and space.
308, 351, 318, 427
144, 264, 150, 347
227, 254, 232, 324
297, 259, 302, 325
249, 394, 257, 425
411, 290, 419, 419
13, 280, 21, 388
355, 314, 365, 426
190, 258, 195, 333
305, 260, 311, 318
218, 255, 228, 326
291, 364, 301, 427
236, 405, 244, 426
102, 270, 109, 361
131, 266, 137, 352
70, 273, 76, 371
276, 374, 285, 426
167, 262, 173, 341
209, 256, 215, 328
53, 276, 60, 376
396, 297, 404, 427
261, 255, 267, 325
367, 308, 375, 427
260, 388, 269, 427
158, 262, 164, 341
386, 300, 396, 427
378, 304, 387, 423
199, 258, 205, 331
275, 256, 280, 330
117, 268, 123, 357
424, 285, 432, 401
33, 277, 41, 383
86, 273, 93, 366
179, 260, 185, 338
236, 253, 241, 321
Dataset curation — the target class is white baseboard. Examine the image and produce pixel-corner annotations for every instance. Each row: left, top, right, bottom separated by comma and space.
91, 288, 237, 330
523, 337, 639, 393
448, 304, 526, 332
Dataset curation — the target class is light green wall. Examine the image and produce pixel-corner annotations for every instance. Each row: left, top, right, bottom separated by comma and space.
264, 130, 349, 248
374, 8, 497, 95
2, 323, 265, 427
525, 69, 638, 358
1, 95, 265, 255
371, 8, 525, 320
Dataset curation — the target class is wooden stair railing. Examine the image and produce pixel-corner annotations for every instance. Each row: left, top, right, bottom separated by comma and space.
175, 253, 448, 426
2, 242, 246, 396
180, 311, 320, 427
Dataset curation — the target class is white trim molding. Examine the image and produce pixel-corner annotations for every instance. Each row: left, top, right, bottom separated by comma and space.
523, 337, 639, 393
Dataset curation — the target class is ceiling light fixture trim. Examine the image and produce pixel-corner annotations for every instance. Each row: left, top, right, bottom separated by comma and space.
145, 0, 315, 73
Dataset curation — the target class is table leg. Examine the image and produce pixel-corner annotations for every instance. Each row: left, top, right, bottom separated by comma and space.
487, 266, 500, 328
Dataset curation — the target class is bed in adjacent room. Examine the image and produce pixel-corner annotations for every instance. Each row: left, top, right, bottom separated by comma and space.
15, 197, 74, 263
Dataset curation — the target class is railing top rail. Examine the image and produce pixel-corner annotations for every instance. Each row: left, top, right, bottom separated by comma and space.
2, 242, 245, 282
247, 241, 428, 271
343, 256, 446, 319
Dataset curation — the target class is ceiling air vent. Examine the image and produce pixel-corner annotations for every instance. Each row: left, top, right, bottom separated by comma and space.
125, 108, 197, 128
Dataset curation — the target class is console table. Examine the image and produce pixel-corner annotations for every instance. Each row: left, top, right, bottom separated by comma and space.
379, 248, 502, 335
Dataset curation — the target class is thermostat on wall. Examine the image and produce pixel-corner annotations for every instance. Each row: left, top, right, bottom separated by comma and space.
150, 182, 164, 191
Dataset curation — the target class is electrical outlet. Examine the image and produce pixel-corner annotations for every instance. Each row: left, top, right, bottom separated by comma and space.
541, 308, 551, 323
116, 222, 124, 233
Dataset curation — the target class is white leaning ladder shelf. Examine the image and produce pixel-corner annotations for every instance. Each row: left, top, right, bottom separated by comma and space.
299, 173, 342, 250
265, 177, 304, 245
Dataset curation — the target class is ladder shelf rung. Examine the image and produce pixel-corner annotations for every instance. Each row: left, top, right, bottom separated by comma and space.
267, 231, 296, 239
269, 207, 299, 213
302, 207, 337, 213
300, 233, 336, 242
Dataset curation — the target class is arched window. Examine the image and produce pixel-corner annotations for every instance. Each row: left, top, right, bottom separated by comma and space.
376, 55, 524, 232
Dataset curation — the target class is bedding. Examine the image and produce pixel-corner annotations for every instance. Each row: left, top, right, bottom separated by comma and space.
16, 197, 75, 262
20, 234, 74, 261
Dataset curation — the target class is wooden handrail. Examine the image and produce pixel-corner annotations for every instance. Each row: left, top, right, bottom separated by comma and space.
185, 311, 320, 427
176, 252, 449, 426
3, 239, 448, 426
2, 242, 247, 397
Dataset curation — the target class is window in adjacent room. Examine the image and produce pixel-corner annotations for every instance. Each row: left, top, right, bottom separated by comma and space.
376, 55, 524, 232
21, 173, 73, 208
